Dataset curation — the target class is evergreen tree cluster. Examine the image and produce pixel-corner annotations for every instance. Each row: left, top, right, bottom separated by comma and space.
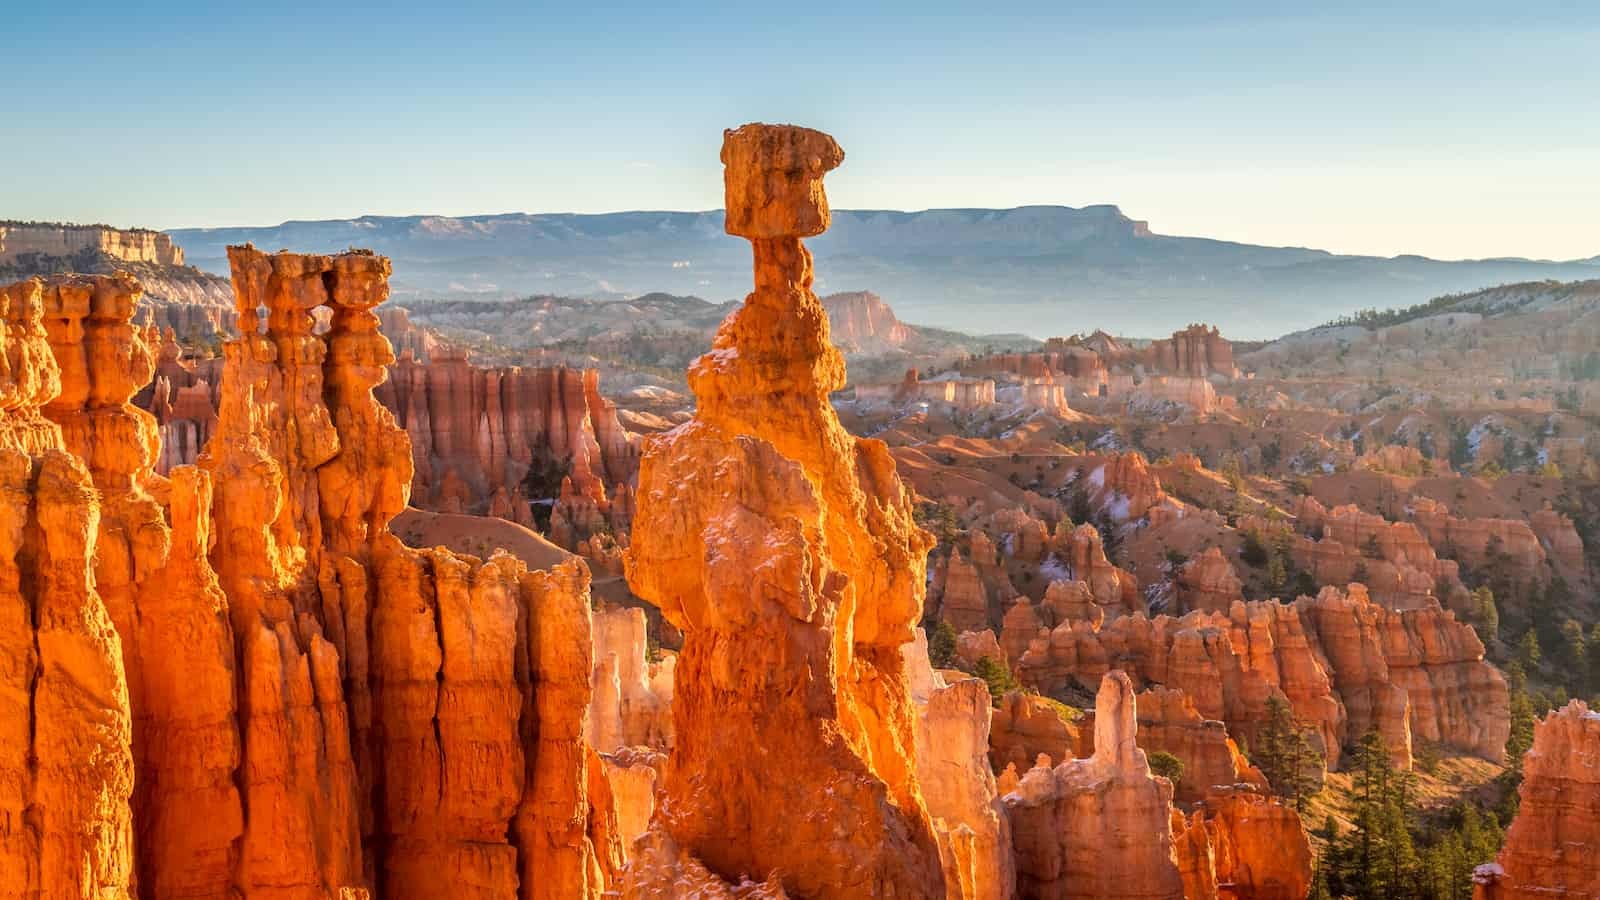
1251, 695, 1324, 812
1320, 732, 1506, 900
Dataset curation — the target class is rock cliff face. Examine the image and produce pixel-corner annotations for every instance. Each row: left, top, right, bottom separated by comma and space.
1135, 687, 1266, 805
1013, 600, 1347, 768
1143, 324, 1235, 378
1010, 587, 1508, 773
622, 123, 946, 896
1297, 584, 1508, 766
1175, 547, 1244, 614
1475, 701, 1600, 899
587, 606, 674, 753
134, 318, 638, 552
1, 255, 620, 898
0, 275, 135, 898
1005, 672, 1185, 899
1290, 498, 1465, 610
0, 223, 184, 266
202, 244, 619, 898
990, 690, 1088, 774
822, 290, 913, 354
378, 350, 638, 548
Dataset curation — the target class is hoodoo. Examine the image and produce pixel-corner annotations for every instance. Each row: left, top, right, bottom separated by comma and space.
622, 123, 947, 896
0, 275, 135, 898
0, 254, 621, 898
1475, 700, 1600, 899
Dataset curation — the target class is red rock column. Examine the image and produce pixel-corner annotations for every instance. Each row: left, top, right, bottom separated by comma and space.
206, 246, 616, 900
37, 273, 245, 897
0, 277, 134, 898
624, 124, 945, 896
1476, 701, 1600, 899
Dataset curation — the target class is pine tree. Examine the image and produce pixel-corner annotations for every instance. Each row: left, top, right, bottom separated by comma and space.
1471, 586, 1499, 645
1560, 619, 1587, 682
972, 656, 1018, 704
1504, 663, 1537, 774
1336, 731, 1421, 899
1253, 695, 1323, 812
1308, 864, 1334, 900
928, 620, 958, 669
1589, 623, 1600, 695
1267, 555, 1288, 593
1514, 631, 1542, 672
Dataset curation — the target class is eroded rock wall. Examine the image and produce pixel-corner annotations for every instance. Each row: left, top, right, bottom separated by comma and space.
1012, 587, 1507, 772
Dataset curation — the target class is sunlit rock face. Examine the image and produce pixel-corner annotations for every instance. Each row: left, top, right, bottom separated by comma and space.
1172, 786, 1313, 900
905, 629, 1016, 899
1475, 701, 1600, 900
1012, 582, 1509, 776
0, 275, 135, 898
2, 258, 622, 899
621, 123, 947, 897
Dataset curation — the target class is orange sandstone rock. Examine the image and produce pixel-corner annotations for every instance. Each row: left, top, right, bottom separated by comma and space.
1475, 701, 1600, 899
1176, 547, 1244, 614
990, 690, 1088, 775
622, 123, 945, 896
6, 257, 623, 899
202, 246, 619, 899
1136, 687, 1266, 805
36, 273, 243, 897
588, 605, 674, 753
1172, 786, 1312, 900
0, 276, 135, 899
1004, 672, 1185, 899
906, 629, 1016, 900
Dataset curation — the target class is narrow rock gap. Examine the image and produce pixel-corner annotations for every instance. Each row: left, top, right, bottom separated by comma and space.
427, 555, 448, 811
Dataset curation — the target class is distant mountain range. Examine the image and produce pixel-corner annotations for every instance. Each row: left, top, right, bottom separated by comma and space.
168, 206, 1600, 340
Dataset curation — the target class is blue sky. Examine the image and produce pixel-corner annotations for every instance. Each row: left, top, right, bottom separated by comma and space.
8, 1, 1600, 260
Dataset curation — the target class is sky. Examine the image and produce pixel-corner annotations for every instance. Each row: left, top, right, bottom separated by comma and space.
8, 1, 1600, 261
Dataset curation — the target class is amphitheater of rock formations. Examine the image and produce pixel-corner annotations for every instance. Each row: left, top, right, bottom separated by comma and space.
2, 123, 1596, 900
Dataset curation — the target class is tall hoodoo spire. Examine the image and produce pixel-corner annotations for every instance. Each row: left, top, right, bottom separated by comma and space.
623, 123, 945, 897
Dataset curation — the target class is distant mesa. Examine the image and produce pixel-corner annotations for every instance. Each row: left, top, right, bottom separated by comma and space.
0, 220, 184, 266
166, 206, 1600, 339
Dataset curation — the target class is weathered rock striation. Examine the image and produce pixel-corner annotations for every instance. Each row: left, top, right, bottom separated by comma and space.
0, 275, 135, 898
1172, 786, 1313, 900
1474, 700, 1600, 899
822, 289, 913, 355
200, 244, 619, 898
379, 349, 638, 548
1143, 324, 1236, 379
1135, 687, 1266, 805
1175, 547, 1245, 614
0, 223, 184, 267
622, 123, 946, 896
587, 605, 674, 753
